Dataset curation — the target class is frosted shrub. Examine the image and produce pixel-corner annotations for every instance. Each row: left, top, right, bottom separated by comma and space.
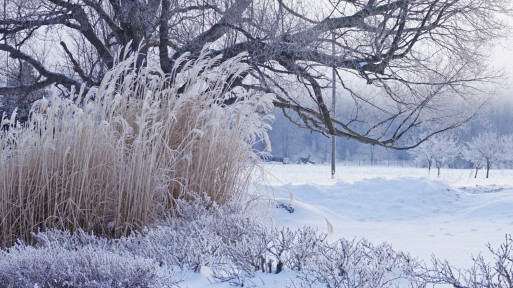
289, 238, 423, 288
118, 197, 226, 272
116, 196, 269, 273
0, 46, 274, 247
420, 234, 513, 287
281, 226, 327, 272
5, 196, 513, 287
211, 221, 274, 287
0, 241, 174, 287
0, 196, 262, 287
210, 225, 326, 287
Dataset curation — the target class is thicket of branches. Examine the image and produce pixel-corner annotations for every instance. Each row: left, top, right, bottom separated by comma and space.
1, 0, 511, 148
2, 197, 513, 288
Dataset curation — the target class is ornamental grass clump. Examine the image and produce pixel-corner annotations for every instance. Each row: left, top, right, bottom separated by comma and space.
0, 47, 274, 248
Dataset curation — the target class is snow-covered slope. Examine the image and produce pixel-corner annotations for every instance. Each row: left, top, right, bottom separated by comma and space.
264, 164, 513, 268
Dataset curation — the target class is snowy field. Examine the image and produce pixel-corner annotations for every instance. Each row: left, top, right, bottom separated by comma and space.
179, 164, 513, 287
260, 163, 513, 268
4, 163, 513, 287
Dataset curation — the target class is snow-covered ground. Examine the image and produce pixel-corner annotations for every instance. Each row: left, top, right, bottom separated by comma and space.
5, 163, 513, 287
180, 164, 513, 287
260, 164, 513, 268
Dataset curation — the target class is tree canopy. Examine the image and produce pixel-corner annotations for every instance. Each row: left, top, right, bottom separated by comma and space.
1, 0, 511, 148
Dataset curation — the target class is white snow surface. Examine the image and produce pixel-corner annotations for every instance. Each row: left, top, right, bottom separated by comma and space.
99, 163, 510, 288
182, 164, 513, 287
261, 164, 513, 269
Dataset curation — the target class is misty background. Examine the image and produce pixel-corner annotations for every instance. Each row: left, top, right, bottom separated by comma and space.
266, 95, 513, 168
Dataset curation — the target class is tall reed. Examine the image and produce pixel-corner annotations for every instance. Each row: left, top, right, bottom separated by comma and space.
0, 47, 274, 248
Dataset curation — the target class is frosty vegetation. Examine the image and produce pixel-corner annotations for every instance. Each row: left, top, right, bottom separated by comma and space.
0, 47, 274, 248
462, 133, 513, 178
1, 197, 513, 288
1, 1, 513, 286
408, 134, 460, 177
407, 132, 513, 178
1, 0, 512, 149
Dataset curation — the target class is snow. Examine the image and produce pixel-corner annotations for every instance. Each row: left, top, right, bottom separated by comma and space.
262, 164, 513, 268
183, 268, 295, 288
6, 162, 513, 287
171, 163, 513, 287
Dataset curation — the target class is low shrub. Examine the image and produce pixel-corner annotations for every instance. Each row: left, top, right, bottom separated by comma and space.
0, 242, 174, 288
2, 198, 513, 288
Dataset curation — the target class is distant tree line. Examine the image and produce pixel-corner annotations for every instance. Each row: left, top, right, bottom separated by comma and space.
267, 96, 513, 177
409, 132, 513, 178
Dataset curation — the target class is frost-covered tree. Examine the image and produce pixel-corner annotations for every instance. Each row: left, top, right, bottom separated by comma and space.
503, 134, 513, 165
462, 132, 511, 178
410, 134, 460, 176
0, 0, 511, 148
432, 135, 460, 177
461, 146, 484, 178
408, 134, 436, 172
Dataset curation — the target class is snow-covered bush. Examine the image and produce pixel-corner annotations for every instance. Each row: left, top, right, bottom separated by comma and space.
289, 238, 423, 288
0, 241, 175, 288
282, 226, 327, 272
417, 234, 513, 287
117, 196, 227, 272
210, 219, 274, 286
4, 195, 513, 288
0, 46, 274, 248
0, 197, 268, 287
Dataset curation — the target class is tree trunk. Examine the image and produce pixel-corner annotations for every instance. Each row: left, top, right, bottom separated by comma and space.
437, 167, 440, 177
486, 162, 490, 178
159, 0, 171, 74
474, 167, 479, 178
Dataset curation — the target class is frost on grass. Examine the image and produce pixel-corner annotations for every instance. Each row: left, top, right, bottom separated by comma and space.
0, 45, 274, 248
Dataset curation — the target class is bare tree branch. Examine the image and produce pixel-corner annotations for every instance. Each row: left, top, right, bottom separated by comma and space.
0, 79, 53, 95
0, 43, 85, 92
0, 0, 509, 148
60, 41, 97, 87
